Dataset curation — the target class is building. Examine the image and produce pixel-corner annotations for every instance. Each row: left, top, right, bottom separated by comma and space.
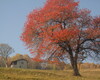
10, 59, 28, 69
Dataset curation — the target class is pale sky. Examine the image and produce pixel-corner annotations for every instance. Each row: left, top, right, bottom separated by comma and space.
0, 0, 100, 57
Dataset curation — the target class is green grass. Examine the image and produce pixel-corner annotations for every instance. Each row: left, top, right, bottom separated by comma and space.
0, 68, 100, 80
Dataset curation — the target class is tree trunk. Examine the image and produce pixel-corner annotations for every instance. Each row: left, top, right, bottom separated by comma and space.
73, 60, 81, 76
70, 56, 81, 76
3, 58, 8, 68
5, 63, 8, 68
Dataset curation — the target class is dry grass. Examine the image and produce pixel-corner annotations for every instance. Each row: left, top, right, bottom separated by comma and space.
0, 68, 100, 80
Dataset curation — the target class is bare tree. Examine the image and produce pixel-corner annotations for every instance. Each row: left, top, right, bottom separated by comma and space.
0, 44, 14, 67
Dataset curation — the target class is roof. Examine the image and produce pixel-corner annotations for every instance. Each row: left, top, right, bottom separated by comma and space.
10, 59, 28, 65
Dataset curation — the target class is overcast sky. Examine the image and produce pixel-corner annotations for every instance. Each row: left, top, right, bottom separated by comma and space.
0, 0, 100, 57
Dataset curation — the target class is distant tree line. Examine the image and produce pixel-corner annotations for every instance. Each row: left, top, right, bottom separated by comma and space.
0, 53, 100, 70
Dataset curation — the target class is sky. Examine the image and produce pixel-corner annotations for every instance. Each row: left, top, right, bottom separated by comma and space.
0, 0, 100, 57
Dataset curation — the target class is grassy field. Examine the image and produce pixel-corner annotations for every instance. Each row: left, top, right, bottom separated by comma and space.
0, 68, 100, 80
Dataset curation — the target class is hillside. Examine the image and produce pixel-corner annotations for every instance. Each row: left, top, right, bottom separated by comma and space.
0, 68, 100, 80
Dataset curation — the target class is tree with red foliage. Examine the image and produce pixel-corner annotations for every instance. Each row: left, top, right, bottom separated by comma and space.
21, 0, 100, 76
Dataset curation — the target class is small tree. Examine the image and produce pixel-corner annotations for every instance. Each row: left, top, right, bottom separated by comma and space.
21, 0, 100, 76
0, 44, 14, 67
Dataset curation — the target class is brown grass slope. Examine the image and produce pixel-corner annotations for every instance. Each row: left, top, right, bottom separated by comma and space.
0, 68, 100, 80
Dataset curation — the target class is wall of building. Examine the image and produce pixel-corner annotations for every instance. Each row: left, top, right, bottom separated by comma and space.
11, 60, 28, 69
